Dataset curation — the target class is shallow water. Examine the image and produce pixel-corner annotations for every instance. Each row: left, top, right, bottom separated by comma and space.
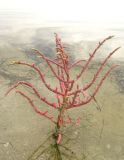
0, 18, 124, 159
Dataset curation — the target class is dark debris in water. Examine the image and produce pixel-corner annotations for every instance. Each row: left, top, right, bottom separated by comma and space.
0, 58, 35, 86
112, 64, 124, 94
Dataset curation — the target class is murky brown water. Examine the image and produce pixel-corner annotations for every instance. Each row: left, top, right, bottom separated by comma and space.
0, 22, 124, 159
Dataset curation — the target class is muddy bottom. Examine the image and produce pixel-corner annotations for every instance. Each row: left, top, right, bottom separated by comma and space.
0, 57, 124, 160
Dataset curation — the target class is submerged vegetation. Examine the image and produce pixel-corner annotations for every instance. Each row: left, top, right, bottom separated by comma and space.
5, 34, 120, 160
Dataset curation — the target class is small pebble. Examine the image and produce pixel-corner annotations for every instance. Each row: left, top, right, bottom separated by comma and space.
4, 142, 9, 147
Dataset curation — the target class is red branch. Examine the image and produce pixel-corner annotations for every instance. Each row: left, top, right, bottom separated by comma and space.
16, 90, 56, 123
75, 36, 114, 81
32, 48, 64, 69
83, 47, 120, 90
68, 47, 120, 96
69, 59, 87, 69
67, 65, 118, 109
12, 61, 64, 96
32, 49, 73, 83
5, 81, 58, 109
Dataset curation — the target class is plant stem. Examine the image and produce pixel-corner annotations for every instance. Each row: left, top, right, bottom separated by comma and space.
52, 122, 63, 160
